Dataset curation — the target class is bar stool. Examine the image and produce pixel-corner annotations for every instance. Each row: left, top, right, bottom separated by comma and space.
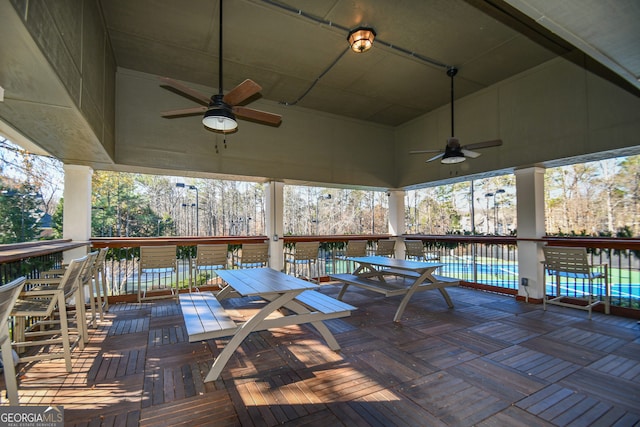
375, 239, 396, 257
91, 247, 109, 321
0, 276, 26, 405
233, 243, 269, 268
138, 245, 178, 302
285, 241, 320, 282
190, 244, 228, 291
337, 240, 367, 273
11, 255, 88, 373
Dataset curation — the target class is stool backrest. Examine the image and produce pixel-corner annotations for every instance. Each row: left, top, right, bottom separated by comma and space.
239, 243, 269, 266
61, 255, 90, 300
0, 277, 26, 338
404, 240, 425, 260
375, 239, 395, 257
293, 242, 319, 261
93, 247, 108, 274
195, 244, 228, 268
542, 246, 591, 275
345, 240, 367, 257
139, 246, 178, 271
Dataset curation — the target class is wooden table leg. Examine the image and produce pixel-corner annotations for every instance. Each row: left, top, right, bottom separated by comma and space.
338, 263, 377, 300
204, 291, 299, 382
394, 286, 418, 322
393, 269, 453, 322
275, 298, 341, 351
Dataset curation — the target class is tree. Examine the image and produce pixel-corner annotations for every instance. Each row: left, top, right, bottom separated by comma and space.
52, 198, 63, 239
617, 156, 640, 235
0, 137, 63, 216
3, 136, 638, 240
0, 184, 43, 243
92, 171, 162, 237
545, 156, 640, 237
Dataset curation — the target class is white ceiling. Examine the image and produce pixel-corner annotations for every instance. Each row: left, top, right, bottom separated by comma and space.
1, 0, 639, 187
98, 0, 640, 127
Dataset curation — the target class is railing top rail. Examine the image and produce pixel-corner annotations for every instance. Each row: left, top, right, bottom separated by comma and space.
89, 234, 640, 250
0, 239, 73, 251
283, 234, 391, 244
91, 235, 394, 249
542, 237, 640, 250
0, 240, 89, 264
403, 234, 640, 250
403, 234, 517, 245
90, 236, 269, 249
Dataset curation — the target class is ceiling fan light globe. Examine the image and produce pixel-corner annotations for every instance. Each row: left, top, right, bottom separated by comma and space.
441, 147, 466, 164
441, 155, 465, 164
203, 108, 238, 132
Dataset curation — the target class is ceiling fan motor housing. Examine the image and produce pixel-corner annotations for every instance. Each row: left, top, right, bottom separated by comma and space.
159, 0, 281, 130
203, 94, 237, 131
441, 143, 465, 164
208, 94, 231, 110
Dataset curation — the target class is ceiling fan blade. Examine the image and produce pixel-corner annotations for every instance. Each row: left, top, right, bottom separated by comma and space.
426, 153, 445, 162
409, 149, 442, 154
223, 79, 262, 106
463, 139, 503, 150
159, 77, 210, 105
161, 106, 207, 118
461, 149, 482, 158
233, 106, 282, 125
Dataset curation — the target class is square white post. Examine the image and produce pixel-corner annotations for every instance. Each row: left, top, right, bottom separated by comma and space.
63, 164, 93, 262
265, 181, 284, 271
515, 166, 546, 301
387, 189, 405, 258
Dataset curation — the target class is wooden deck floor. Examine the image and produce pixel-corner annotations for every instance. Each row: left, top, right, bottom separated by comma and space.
3, 285, 640, 426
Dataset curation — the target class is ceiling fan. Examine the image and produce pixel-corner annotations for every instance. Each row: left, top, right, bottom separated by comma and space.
159, 0, 282, 133
410, 67, 502, 164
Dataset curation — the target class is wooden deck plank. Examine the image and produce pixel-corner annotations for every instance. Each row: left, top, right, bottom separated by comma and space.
406, 336, 479, 369
560, 367, 640, 413
476, 405, 555, 427
3, 285, 640, 426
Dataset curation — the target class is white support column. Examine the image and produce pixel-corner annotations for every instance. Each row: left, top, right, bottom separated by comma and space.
63, 164, 93, 262
387, 189, 405, 258
515, 166, 546, 301
265, 181, 284, 271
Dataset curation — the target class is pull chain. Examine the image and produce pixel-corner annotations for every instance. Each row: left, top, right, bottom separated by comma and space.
214, 133, 229, 153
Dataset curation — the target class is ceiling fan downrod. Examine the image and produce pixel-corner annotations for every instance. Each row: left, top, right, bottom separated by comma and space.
218, 0, 224, 96
202, 0, 237, 132
447, 66, 458, 138
208, 0, 232, 111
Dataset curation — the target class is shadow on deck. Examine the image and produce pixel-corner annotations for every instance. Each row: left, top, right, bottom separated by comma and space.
2, 285, 640, 426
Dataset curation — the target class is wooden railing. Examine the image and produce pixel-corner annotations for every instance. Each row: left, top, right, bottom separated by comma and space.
403, 234, 640, 311
2, 235, 638, 313
0, 239, 88, 285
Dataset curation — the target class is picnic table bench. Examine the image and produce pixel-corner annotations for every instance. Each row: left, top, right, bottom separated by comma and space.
330, 256, 459, 322
179, 268, 356, 381
330, 273, 458, 298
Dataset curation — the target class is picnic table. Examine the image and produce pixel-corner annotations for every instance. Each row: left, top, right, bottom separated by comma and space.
330, 255, 459, 322
179, 267, 355, 382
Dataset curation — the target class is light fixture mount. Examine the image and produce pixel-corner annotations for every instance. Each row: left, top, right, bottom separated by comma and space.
441, 140, 465, 164
347, 27, 376, 53
202, 94, 238, 132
